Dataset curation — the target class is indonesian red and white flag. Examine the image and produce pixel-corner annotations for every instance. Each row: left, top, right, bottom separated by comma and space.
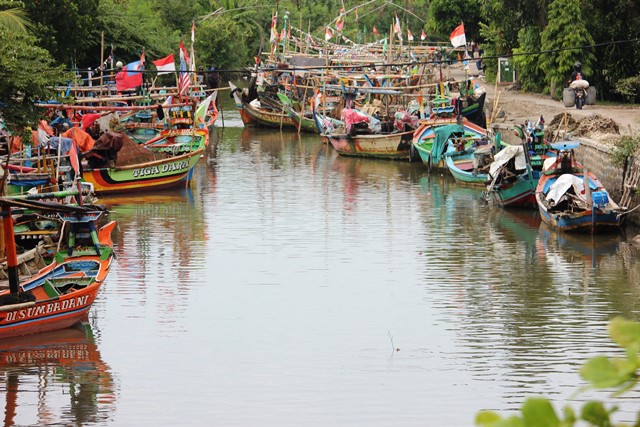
421, 30, 427, 41
153, 54, 175, 75
372, 26, 378, 36
394, 14, 402, 41
325, 27, 333, 41
450, 23, 466, 48
407, 29, 414, 41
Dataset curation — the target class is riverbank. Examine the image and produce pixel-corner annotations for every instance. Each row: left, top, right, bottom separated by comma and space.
459, 65, 640, 225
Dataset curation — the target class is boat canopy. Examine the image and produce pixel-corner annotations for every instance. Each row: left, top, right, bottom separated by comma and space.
550, 141, 580, 151
431, 124, 464, 165
489, 144, 526, 178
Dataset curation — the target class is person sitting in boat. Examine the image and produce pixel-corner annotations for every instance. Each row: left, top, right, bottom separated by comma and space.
207, 67, 220, 90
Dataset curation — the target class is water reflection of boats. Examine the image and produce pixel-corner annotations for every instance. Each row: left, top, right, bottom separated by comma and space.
0, 323, 116, 426
331, 152, 425, 183
489, 207, 542, 245
537, 221, 622, 266
105, 189, 206, 325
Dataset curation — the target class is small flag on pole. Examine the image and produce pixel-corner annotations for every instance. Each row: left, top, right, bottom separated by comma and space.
325, 27, 333, 41
153, 54, 175, 75
270, 12, 278, 44
115, 52, 145, 91
178, 41, 191, 98
373, 26, 378, 36
394, 14, 403, 41
68, 140, 80, 176
407, 29, 414, 42
336, 8, 345, 32
421, 30, 427, 41
449, 23, 466, 48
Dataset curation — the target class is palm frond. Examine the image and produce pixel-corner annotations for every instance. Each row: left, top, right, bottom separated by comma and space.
0, 7, 34, 35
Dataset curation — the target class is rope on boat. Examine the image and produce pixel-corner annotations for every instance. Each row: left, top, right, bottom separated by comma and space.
617, 203, 640, 218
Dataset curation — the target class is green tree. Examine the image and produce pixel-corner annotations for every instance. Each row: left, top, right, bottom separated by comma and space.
582, 0, 640, 101
97, 0, 179, 63
196, 13, 252, 70
0, 30, 69, 135
512, 26, 545, 92
539, 0, 595, 97
426, 0, 481, 43
22, 0, 100, 67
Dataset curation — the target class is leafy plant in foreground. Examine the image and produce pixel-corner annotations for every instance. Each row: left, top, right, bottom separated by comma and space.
475, 317, 640, 427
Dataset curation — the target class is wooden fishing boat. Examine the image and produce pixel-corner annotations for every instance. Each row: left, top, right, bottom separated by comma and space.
412, 118, 487, 171
0, 195, 115, 339
81, 102, 208, 195
484, 121, 554, 208
229, 82, 298, 129
276, 92, 322, 133
325, 129, 416, 160
82, 145, 204, 195
484, 144, 541, 207
535, 141, 622, 233
445, 142, 495, 186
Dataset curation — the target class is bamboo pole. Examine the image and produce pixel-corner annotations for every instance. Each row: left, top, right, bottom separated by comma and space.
99, 31, 104, 106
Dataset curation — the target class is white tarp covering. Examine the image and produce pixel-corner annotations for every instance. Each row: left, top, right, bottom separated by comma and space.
545, 174, 585, 204
570, 79, 589, 89
489, 145, 526, 178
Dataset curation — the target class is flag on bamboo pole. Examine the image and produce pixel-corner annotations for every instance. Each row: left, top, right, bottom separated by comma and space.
190, 20, 196, 78
421, 30, 427, 41
355, 8, 358, 22
373, 26, 378, 36
336, 8, 345, 32
153, 54, 175, 75
449, 23, 466, 48
178, 41, 191, 97
394, 14, 403, 42
269, 12, 278, 43
325, 26, 333, 41
407, 28, 414, 41
115, 52, 145, 91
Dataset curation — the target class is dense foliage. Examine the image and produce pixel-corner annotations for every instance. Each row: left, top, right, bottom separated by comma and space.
0, 1, 69, 135
1, 0, 639, 132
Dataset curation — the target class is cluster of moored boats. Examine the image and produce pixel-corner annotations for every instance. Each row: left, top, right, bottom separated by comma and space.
0, 28, 625, 342
229, 49, 625, 235
0, 64, 220, 339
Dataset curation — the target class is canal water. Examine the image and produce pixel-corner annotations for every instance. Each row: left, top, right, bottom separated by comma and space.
1, 103, 640, 426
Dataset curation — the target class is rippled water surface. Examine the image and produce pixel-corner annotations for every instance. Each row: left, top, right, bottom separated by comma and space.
2, 104, 640, 426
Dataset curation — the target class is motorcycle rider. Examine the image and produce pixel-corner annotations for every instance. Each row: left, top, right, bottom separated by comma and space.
569, 62, 583, 83
568, 62, 588, 109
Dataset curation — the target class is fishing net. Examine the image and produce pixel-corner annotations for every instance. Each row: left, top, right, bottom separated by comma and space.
112, 133, 168, 167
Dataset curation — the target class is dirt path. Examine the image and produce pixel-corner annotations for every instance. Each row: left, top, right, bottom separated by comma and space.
451, 65, 640, 136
